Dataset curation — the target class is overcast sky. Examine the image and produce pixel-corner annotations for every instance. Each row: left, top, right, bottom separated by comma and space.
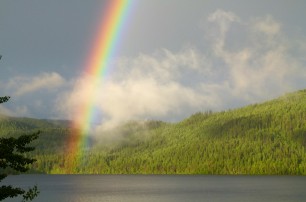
1, 0, 306, 126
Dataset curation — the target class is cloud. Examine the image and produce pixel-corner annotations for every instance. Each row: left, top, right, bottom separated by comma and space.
208, 9, 240, 34
56, 9, 306, 133
0, 72, 67, 118
207, 10, 305, 102
96, 77, 206, 128
7, 72, 65, 97
207, 9, 241, 56
57, 48, 215, 129
0, 105, 29, 117
252, 15, 281, 36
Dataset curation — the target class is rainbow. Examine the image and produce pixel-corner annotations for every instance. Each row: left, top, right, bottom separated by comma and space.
65, 0, 134, 173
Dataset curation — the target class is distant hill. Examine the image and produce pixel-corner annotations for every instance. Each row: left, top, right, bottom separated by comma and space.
0, 115, 70, 153
0, 114, 69, 130
1, 89, 305, 174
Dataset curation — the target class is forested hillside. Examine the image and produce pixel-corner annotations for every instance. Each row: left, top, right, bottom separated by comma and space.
1, 89, 306, 174
0, 115, 70, 153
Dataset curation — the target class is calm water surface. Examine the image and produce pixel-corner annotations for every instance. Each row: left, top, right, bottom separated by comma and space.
2, 175, 306, 202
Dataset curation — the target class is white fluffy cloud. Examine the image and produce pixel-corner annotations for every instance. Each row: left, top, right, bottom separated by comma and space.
57, 48, 213, 128
1, 8, 305, 129
46, 10, 306, 132
207, 11, 304, 101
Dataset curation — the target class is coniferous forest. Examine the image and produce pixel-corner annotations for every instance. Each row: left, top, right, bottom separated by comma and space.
1, 89, 306, 175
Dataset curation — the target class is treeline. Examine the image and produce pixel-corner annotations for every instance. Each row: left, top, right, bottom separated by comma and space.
1, 89, 306, 174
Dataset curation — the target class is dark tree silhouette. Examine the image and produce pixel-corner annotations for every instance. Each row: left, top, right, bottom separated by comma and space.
0, 55, 39, 201
0, 96, 40, 201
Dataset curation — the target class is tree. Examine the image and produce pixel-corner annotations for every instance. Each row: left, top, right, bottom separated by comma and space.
0, 97, 40, 201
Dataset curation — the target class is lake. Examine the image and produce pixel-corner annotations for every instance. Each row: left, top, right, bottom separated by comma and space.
2, 175, 306, 202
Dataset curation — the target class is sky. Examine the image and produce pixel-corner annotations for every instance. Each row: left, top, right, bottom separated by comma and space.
0, 0, 306, 127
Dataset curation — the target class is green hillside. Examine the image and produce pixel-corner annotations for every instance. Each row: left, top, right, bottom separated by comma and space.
1, 89, 306, 174
0, 115, 70, 153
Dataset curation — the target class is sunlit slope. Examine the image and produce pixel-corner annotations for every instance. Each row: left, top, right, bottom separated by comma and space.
79, 89, 306, 174
1, 89, 306, 174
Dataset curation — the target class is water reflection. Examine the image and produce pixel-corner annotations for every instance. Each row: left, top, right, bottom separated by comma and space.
2, 175, 306, 202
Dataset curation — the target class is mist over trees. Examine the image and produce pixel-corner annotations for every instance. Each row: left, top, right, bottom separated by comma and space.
1, 89, 305, 175
0, 51, 305, 176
